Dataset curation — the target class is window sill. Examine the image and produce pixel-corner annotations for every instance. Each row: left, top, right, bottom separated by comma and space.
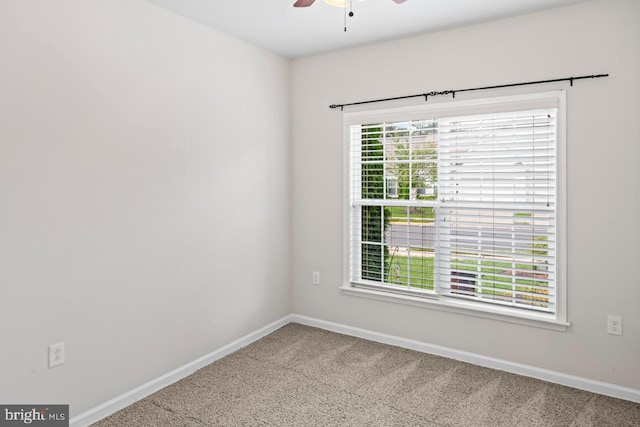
340, 285, 570, 332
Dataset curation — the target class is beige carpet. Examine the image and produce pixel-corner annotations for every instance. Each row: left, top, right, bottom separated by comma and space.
93, 323, 640, 426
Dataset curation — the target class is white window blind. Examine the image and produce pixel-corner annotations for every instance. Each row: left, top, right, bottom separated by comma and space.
437, 110, 557, 313
347, 94, 563, 320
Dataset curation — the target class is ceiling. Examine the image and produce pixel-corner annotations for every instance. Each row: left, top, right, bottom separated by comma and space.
145, 0, 588, 59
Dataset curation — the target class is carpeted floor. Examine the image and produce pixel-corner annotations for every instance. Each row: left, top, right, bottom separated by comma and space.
92, 323, 640, 426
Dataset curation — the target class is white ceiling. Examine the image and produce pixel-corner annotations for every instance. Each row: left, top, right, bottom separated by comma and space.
145, 0, 588, 59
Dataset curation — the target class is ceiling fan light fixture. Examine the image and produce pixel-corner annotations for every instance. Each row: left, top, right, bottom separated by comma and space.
324, 0, 348, 7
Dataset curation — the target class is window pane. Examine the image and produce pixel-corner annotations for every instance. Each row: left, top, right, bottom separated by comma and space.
361, 206, 384, 243
384, 207, 436, 291
361, 243, 384, 282
362, 125, 384, 199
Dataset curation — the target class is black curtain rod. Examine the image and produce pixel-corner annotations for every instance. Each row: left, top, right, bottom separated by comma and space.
329, 74, 609, 110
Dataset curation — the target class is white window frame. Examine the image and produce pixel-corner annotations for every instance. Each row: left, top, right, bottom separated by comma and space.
342, 91, 568, 331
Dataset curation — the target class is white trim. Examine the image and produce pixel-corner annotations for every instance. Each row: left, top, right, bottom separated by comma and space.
343, 90, 565, 126
69, 315, 292, 427
290, 314, 640, 404
556, 91, 568, 324
340, 285, 569, 331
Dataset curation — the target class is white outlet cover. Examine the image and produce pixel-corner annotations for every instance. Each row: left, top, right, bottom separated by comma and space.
607, 315, 622, 336
49, 342, 65, 368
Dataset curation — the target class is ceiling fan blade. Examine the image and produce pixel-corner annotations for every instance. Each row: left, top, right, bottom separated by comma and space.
392, 0, 407, 3
293, 0, 316, 7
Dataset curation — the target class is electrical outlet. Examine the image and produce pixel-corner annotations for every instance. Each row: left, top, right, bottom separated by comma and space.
312, 271, 320, 285
607, 315, 622, 336
49, 342, 65, 368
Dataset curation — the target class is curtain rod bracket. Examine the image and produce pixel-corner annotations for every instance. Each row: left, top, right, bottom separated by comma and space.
425, 90, 456, 102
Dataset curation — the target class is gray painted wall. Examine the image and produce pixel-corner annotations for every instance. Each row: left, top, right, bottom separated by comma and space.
0, 0, 291, 416
291, 0, 640, 390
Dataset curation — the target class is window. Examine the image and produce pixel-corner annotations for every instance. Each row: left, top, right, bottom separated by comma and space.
345, 92, 567, 327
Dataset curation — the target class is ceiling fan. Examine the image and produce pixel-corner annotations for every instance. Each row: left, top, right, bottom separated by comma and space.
294, 0, 408, 31
294, 0, 407, 7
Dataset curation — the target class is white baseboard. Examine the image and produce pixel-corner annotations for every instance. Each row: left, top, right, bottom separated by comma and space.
70, 315, 292, 427
70, 312, 639, 426
290, 314, 640, 404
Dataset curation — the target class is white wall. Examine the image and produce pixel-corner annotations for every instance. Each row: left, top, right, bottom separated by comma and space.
291, 0, 640, 390
0, 0, 290, 416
